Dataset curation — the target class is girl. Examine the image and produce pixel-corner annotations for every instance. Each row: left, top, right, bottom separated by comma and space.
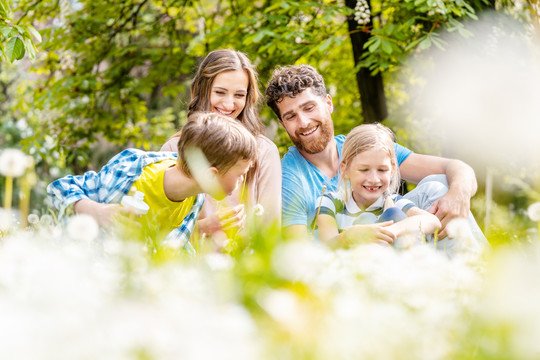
316, 124, 440, 248
161, 49, 281, 237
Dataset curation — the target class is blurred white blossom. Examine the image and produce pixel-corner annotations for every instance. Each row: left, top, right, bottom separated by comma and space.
527, 202, 540, 221
254, 203, 264, 217
66, 214, 99, 244
0, 149, 30, 178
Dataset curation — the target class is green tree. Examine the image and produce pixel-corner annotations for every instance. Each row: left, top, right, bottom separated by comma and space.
0, 0, 40, 62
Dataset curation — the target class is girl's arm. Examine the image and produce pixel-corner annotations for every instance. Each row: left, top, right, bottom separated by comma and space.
386, 207, 441, 238
317, 213, 341, 248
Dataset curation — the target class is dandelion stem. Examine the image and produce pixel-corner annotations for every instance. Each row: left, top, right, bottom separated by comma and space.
4, 176, 13, 211
19, 175, 31, 228
312, 185, 327, 237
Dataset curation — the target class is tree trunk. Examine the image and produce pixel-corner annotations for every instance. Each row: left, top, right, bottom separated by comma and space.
345, 0, 387, 124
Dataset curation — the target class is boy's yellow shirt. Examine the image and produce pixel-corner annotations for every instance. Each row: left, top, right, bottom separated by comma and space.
132, 159, 197, 232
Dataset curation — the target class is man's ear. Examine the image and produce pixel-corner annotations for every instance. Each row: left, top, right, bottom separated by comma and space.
326, 94, 334, 114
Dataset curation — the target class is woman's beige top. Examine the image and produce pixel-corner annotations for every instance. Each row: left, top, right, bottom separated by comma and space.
161, 134, 282, 226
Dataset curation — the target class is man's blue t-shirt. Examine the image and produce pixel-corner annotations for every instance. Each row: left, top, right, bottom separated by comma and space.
281, 135, 413, 230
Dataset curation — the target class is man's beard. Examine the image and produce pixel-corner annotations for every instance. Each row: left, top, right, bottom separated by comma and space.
289, 118, 333, 155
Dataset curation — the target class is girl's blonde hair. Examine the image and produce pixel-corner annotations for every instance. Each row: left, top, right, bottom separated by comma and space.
340, 123, 400, 198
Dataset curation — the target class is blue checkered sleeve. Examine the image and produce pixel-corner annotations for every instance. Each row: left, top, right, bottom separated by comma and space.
47, 149, 175, 219
163, 193, 205, 254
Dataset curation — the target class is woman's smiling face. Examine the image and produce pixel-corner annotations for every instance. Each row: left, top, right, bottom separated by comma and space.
210, 69, 249, 120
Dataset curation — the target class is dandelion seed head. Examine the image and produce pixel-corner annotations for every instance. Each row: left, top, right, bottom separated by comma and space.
254, 204, 264, 217
66, 214, 99, 244
527, 202, 540, 221
27, 214, 40, 225
0, 149, 29, 177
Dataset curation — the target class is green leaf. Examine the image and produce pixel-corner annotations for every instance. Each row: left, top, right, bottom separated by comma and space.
5, 36, 25, 61
23, 37, 37, 60
0, 24, 17, 38
381, 40, 393, 54
26, 25, 42, 43
419, 37, 432, 50
367, 37, 381, 52
0, 0, 10, 18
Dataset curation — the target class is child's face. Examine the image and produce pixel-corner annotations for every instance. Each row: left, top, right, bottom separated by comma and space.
210, 70, 249, 120
215, 159, 252, 200
344, 148, 393, 209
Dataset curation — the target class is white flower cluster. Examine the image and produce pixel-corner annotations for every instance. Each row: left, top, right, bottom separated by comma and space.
0, 230, 262, 360
269, 241, 483, 359
354, 0, 371, 26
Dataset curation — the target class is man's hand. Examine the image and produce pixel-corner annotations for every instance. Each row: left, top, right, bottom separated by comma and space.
428, 188, 470, 238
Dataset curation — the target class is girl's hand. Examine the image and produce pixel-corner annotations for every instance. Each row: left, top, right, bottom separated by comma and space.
345, 221, 396, 246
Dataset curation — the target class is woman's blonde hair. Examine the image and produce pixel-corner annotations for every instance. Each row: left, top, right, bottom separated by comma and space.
177, 112, 257, 178
340, 123, 400, 197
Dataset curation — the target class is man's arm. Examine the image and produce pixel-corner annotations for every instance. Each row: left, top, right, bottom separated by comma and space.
398, 153, 478, 237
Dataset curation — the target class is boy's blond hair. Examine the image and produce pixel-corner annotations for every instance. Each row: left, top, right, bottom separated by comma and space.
340, 123, 400, 196
177, 112, 258, 177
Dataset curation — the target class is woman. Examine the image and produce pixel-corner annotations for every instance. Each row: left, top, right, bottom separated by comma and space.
161, 49, 281, 236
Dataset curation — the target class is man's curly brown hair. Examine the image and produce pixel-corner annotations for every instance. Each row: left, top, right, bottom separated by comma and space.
265, 64, 327, 120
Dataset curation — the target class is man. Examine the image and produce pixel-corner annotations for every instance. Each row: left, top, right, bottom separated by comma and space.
265, 64, 485, 248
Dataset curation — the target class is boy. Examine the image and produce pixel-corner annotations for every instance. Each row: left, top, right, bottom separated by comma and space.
47, 112, 257, 253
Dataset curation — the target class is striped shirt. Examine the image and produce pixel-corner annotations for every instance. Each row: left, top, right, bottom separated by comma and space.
314, 191, 416, 231
47, 148, 205, 253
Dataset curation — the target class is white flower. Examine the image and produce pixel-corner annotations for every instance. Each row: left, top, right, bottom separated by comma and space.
205, 253, 234, 271
66, 214, 99, 244
40, 214, 54, 226
0, 149, 29, 177
446, 218, 473, 239
527, 202, 540, 221
354, 0, 371, 25
254, 204, 264, 217
27, 213, 40, 225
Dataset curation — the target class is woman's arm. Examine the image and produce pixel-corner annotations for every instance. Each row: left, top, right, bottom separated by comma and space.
253, 136, 282, 227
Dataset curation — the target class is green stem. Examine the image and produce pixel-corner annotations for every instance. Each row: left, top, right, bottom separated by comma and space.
4, 176, 13, 211
19, 177, 30, 228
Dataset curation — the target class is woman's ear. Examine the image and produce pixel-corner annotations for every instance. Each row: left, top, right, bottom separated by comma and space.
339, 162, 347, 179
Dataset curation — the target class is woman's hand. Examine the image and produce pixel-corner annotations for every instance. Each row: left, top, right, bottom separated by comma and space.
197, 204, 246, 236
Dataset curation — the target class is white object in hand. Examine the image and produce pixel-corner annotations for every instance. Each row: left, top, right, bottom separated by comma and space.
121, 191, 149, 215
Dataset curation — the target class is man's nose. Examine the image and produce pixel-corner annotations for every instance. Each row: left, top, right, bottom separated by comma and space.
297, 112, 310, 127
